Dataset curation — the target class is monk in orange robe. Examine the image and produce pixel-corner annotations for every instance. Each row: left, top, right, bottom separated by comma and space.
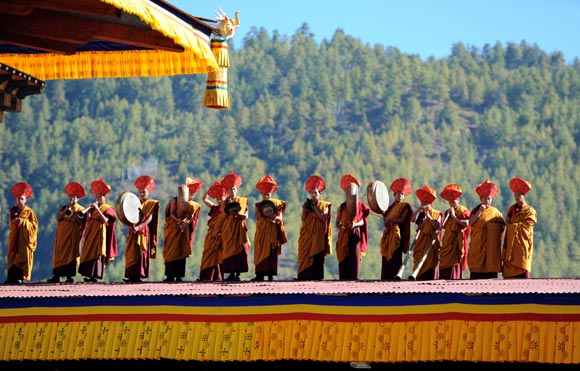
123, 175, 160, 283
439, 184, 470, 280
252, 175, 288, 281
410, 185, 444, 281
5, 182, 38, 284
380, 178, 413, 280
335, 174, 370, 280
199, 181, 227, 281
220, 171, 251, 282
467, 179, 505, 279
162, 177, 202, 282
48, 182, 86, 283
503, 177, 537, 279
297, 175, 332, 281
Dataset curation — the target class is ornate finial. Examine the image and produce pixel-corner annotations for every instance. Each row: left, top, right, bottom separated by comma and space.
214, 7, 240, 39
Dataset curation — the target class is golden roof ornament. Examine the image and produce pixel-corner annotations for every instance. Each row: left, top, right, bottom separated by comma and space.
215, 7, 240, 39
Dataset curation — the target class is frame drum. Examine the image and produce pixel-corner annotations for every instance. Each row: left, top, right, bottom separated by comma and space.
258, 199, 276, 219
367, 180, 389, 214
345, 183, 358, 221
116, 192, 141, 226
225, 201, 242, 215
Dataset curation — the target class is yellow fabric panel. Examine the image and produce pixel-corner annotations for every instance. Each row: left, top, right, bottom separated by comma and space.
0, 320, 579, 364
2, 303, 580, 318
1, 50, 217, 81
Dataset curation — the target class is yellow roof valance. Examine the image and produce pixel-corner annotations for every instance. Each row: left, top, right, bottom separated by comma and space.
0, 0, 219, 80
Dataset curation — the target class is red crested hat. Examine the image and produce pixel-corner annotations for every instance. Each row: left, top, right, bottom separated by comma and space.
135, 175, 155, 192
221, 171, 242, 189
91, 178, 111, 196
64, 181, 86, 199
208, 181, 227, 199
476, 179, 498, 198
256, 175, 278, 194
416, 185, 437, 204
305, 175, 326, 193
390, 178, 412, 195
340, 174, 361, 192
440, 184, 463, 201
185, 177, 203, 196
11, 182, 33, 198
509, 177, 532, 195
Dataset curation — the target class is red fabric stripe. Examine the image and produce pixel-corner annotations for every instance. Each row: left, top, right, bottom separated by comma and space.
1, 311, 578, 324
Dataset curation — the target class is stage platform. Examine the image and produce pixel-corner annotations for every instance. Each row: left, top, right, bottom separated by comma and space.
1, 279, 579, 367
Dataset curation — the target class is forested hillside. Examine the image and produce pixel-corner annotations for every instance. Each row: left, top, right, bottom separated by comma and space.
1, 25, 579, 281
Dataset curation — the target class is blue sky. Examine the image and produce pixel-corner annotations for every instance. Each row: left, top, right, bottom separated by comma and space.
169, 0, 579, 63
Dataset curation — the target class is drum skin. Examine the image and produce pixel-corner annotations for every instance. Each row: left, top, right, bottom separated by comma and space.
116, 192, 141, 226
258, 200, 276, 219
367, 180, 389, 214
225, 201, 242, 215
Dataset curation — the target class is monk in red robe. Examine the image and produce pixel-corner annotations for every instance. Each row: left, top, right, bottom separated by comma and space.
78, 178, 118, 282
335, 174, 370, 280
123, 175, 160, 283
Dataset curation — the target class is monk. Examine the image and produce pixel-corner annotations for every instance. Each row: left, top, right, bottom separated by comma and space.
48, 181, 87, 283
162, 177, 203, 282
297, 175, 332, 281
252, 175, 288, 281
123, 175, 160, 283
468, 179, 505, 279
199, 181, 227, 281
439, 184, 470, 280
335, 174, 370, 280
503, 177, 537, 279
220, 171, 250, 282
5, 182, 38, 284
380, 178, 413, 280
410, 185, 444, 281
78, 178, 118, 282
